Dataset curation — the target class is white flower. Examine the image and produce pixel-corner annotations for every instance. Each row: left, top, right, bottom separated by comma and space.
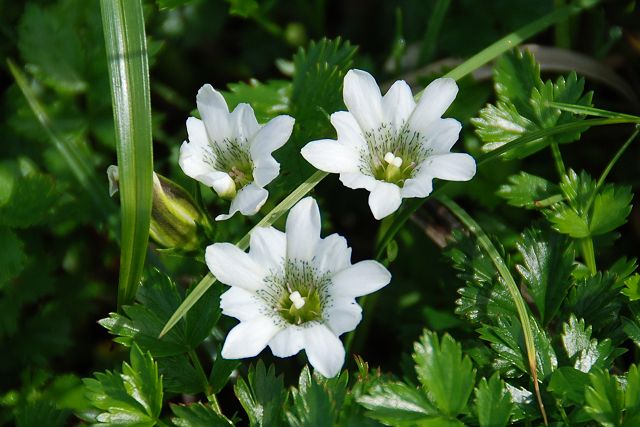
301, 69, 476, 220
206, 197, 391, 377
180, 84, 294, 221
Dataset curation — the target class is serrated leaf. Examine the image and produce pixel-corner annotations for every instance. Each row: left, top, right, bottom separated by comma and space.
590, 184, 633, 236
548, 367, 590, 405
561, 315, 624, 373
413, 330, 475, 416
0, 227, 26, 287
566, 272, 623, 334
159, 354, 203, 395
18, 2, 87, 93
222, 79, 290, 122
474, 373, 513, 427
623, 305, 640, 349
84, 344, 162, 426
209, 356, 240, 395
472, 49, 592, 159
546, 204, 590, 238
15, 400, 68, 427
585, 369, 624, 427
99, 269, 220, 357
0, 163, 58, 228
170, 403, 234, 426
496, 171, 560, 209
357, 382, 437, 426
516, 227, 574, 323
233, 361, 287, 427
622, 274, 640, 301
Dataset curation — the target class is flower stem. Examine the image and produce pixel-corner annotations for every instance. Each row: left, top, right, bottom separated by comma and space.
189, 350, 221, 413
550, 143, 566, 178
580, 237, 597, 276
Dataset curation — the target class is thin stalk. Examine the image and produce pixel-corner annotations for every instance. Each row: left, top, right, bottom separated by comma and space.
548, 102, 640, 121
593, 127, 640, 197
188, 350, 221, 413
419, 0, 451, 64
580, 237, 597, 275
554, 0, 571, 49
439, 196, 548, 425
100, 0, 154, 309
550, 143, 566, 178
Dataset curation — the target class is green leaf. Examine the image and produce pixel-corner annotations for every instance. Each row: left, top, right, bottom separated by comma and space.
18, 2, 86, 93
497, 171, 560, 209
413, 330, 475, 416
589, 184, 633, 236
561, 315, 624, 373
357, 382, 437, 426
0, 162, 59, 229
546, 204, 590, 238
286, 366, 341, 427
233, 361, 287, 427
209, 356, 240, 395
474, 373, 513, 427
159, 355, 203, 395
0, 227, 26, 287
622, 274, 640, 301
585, 369, 624, 427
170, 403, 234, 426
226, 0, 259, 17
100, 0, 154, 308
623, 304, 640, 349
472, 49, 593, 159
566, 272, 623, 334
15, 400, 68, 427
625, 365, 640, 414
548, 367, 590, 405
223, 79, 290, 123
99, 269, 220, 357
84, 344, 162, 426
515, 227, 574, 323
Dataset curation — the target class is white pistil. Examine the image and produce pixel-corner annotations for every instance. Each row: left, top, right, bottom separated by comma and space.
289, 291, 306, 309
383, 151, 403, 168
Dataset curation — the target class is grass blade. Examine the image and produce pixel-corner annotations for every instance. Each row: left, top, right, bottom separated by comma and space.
439, 196, 548, 425
548, 102, 640, 121
100, 0, 154, 308
7, 59, 113, 215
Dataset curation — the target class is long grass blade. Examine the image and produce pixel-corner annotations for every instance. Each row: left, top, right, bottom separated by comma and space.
7, 59, 113, 215
439, 196, 548, 425
100, 0, 154, 309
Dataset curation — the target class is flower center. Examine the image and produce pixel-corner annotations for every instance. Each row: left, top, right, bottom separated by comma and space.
360, 123, 429, 187
205, 137, 254, 196
258, 259, 331, 326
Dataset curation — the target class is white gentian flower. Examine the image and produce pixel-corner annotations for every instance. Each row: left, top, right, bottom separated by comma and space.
180, 84, 294, 221
301, 69, 476, 220
206, 197, 391, 378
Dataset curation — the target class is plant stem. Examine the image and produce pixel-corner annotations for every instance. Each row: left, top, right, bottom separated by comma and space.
419, 0, 451, 64
554, 0, 571, 49
188, 350, 221, 413
580, 237, 597, 275
550, 143, 566, 178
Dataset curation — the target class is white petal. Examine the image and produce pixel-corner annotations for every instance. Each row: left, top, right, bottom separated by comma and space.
221, 317, 281, 359
186, 117, 210, 148
339, 172, 378, 191
197, 84, 231, 143
408, 78, 458, 129
301, 140, 360, 173
325, 298, 362, 336
231, 103, 260, 140
220, 287, 265, 321
179, 140, 233, 190
343, 69, 384, 132
205, 243, 266, 291
269, 326, 305, 357
368, 181, 403, 220
250, 115, 295, 160
303, 323, 345, 378
315, 233, 352, 274
249, 226, 286, 272
330, 260, 391, 298
382, 80, 416, 132
420, 153, 476, 182
331, 111, 366, 150
401, 172, 434, 198
422, 118, 462, 154
285, 197, 321, 262
253, 156, 280, 187
215, 183, 268, 221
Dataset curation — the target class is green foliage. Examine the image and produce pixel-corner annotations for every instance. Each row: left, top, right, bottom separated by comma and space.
222, 79, 290, 123
233, 362, 288, 427
14, 400, 68, 427
0, 227, 25, 287
561, 315, 624, 373
515, 226, 574, 324
84, 344, 163, 426
622, 274, 640, 301
413, 330, 475, 417
357, 382, 437, 425
474, 373, 513, 427
170, 403, 234, 426
497, 171, 561, 209
548, 367, 591, 405
472, 49, 593, 158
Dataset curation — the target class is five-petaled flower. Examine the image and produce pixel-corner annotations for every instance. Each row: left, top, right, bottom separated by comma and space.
180, 84, 294, 221
206, 197, 391, 377
301, 69, 476, 219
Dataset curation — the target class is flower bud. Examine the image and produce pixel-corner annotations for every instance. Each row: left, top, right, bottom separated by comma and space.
107, 166, 206, 251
